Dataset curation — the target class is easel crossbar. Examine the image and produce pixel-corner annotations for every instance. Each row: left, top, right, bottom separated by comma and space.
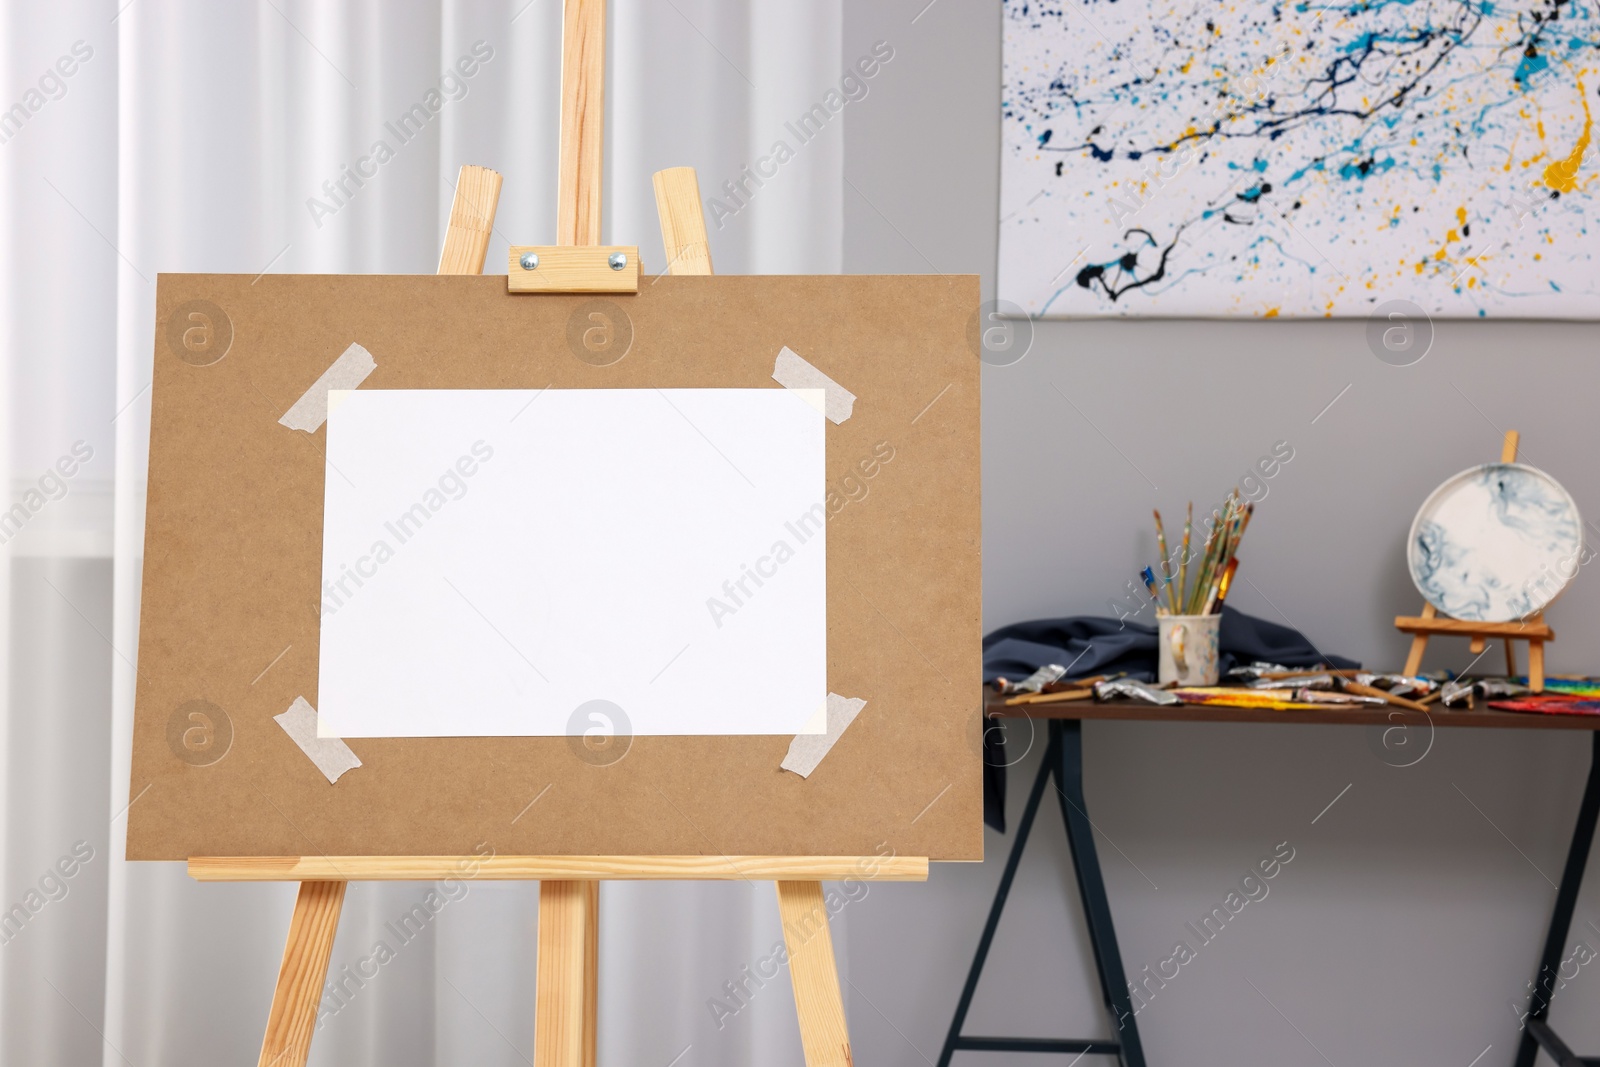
192, 855, 929, 882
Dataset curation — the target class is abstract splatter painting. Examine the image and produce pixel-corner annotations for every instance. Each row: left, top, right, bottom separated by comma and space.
999, 0, 1599, 317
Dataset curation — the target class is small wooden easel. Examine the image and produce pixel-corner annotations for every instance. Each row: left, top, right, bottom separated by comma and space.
1395, 429, 1551, 692
192, 4, 926, 1065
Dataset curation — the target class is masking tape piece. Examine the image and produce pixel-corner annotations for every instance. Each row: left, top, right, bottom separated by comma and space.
796, 698, 829, 735
274, 697, 363, 784
773, 346, 855, 424
279, 343, 377, 432
781, 693, 867, 778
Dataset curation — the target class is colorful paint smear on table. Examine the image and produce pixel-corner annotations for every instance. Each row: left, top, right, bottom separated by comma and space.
1000, 0, 1600, 317
1491, 697, 1600, 714
1524, 677, 1600, 695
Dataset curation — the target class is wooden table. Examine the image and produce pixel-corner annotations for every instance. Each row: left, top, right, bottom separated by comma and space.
939, 690, 1600, 1067
987, 694, 1600, 729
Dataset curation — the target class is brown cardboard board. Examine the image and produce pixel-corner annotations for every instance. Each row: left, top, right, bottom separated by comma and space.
129, 274, 981, 861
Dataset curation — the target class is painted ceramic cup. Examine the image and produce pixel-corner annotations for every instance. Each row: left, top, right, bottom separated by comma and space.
1158, 614, 1221, 686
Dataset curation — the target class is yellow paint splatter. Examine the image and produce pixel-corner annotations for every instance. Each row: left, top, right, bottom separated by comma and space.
1264, 307, 1279, 318
1455, 206, 1467, 227
1544, 78, 1592, 193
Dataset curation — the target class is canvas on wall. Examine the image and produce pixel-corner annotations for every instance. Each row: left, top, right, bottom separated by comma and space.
999, 0, 1599, 319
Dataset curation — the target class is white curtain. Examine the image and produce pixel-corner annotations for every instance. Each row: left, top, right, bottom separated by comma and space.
1, 2, 842, 1064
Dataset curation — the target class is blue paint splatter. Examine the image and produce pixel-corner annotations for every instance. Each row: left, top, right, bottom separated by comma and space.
1513, 49, 1548, 89
1338, 157, 1395, 180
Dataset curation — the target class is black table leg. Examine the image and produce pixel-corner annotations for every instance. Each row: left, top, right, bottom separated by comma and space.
1514, 731, 1600, 1067
938, 724, 1058, 1067
938, 720, 1144, 1065
1055, 719, 1147, 1067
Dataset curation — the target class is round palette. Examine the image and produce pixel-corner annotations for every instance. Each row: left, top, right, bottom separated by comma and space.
1408, 462, 1584, 623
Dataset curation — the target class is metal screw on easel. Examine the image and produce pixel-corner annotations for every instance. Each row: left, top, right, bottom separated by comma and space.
519, 252, 539, 270
608, 252, 627, 271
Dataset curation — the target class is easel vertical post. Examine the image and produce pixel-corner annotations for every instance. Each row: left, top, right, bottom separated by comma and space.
535, 880, 599, 1066
536, 3, 606, 1063
557, 0, 605, 247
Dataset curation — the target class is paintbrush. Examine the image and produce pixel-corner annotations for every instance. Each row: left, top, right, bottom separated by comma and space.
1189, 511, 1224, 614
1177, 502, 1192, 618
1236, 501, 1255, 543
1140, 566, 1161, 605
1195, 495, 1249, 614
1219, 504, 1254, 608
1204, 556, 1239, 614
1005, 687, 1097, 707
1154, 510, 1177, 613
1041, 675, 1110, 693
1183, 525, 1209, 615
1003, 676, 1111, 707
1223, 502, 1252, 566
1343, 681, 1431, 713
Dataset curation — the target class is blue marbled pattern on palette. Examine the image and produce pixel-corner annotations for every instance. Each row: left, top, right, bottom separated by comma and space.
1411, 466, 1583, 622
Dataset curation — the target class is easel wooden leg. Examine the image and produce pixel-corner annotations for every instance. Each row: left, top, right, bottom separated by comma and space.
259, 880, 346, 1067
250, 159, 500, 1067
535, 881, 599, 1067
657, 163, 852, 1065
1403, 603, 1437, 676
777, 881, 852, 1067
1530, 640, 1546, 692
1402, 633, 1429, 677
1504, 638, 1519, 679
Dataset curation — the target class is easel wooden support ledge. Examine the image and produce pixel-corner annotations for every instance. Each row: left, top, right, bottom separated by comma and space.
224, 5, 929, 1067
189, 855, 930, 882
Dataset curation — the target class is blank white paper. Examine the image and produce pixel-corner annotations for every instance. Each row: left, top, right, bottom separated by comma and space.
315, 388, 827, 738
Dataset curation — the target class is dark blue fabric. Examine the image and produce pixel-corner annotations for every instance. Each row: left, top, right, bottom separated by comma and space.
982, 607, 1358, 832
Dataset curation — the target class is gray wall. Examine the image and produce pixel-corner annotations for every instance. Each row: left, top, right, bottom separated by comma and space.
840, 2, 1600, 1064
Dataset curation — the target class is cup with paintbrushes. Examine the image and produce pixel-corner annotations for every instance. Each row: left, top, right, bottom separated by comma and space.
1143, 494, 1252, 686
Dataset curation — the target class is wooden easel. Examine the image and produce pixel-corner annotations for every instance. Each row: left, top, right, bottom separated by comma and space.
1395, 429, 1551, 692
194, 4, 927, 1064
